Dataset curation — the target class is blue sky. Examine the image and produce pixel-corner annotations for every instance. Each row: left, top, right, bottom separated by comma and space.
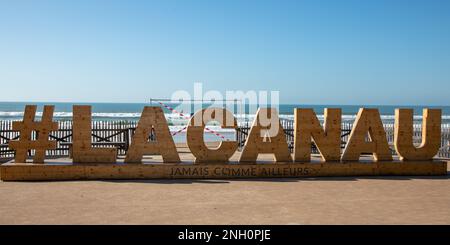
0, 0, 449, 105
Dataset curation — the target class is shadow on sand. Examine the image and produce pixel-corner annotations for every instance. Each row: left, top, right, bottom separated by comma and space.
4, 172, 448, 184
99, 173, 450, 184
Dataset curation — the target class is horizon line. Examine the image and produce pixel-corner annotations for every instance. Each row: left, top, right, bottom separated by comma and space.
0, 100, 449, 107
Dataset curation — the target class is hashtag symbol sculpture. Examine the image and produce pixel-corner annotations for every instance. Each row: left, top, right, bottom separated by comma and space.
9, 105, 58, 163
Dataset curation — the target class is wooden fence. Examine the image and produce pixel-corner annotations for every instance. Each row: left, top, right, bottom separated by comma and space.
1, 119, 449, 159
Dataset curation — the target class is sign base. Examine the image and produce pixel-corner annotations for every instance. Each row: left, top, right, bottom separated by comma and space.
0, 160, 447, 181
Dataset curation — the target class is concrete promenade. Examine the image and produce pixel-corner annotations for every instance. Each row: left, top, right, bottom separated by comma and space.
0, 163, 448, 224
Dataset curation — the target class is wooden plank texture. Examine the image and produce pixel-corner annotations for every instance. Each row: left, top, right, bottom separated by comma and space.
72, 105, 117, 163
1, 160, 446, 181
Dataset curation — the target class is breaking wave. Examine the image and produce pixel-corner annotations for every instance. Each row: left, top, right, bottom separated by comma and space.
0, 111, 449, 121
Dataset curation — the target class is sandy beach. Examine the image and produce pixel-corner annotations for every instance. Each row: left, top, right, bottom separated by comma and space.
0, 155, 448, 225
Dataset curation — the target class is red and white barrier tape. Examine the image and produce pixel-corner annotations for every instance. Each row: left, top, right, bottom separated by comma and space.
171, 126, 187, 136
158, 101, 188, 118
205, 126, 227, 140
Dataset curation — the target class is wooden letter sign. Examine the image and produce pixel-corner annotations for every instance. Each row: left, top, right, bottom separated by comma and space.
9, 105, 58, 163
0, 105, 446, 181
125, 106, 180, 163
72, 105, 117, 163
187, 108, 238, 163
341, 108, 392, 161
239, 108, 292, 163
294, 108, 341, 162
394, 109, 441, 160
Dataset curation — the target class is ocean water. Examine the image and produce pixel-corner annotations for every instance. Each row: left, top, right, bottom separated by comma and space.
0, 101, 449, 124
